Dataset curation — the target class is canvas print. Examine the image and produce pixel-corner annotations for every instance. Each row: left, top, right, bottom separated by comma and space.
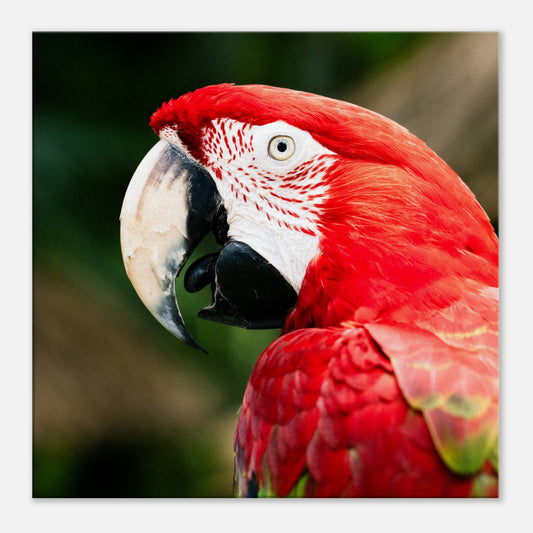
33, 32, 498, 498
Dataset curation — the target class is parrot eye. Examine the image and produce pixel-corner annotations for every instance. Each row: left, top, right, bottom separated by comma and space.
268, 135, 296, 161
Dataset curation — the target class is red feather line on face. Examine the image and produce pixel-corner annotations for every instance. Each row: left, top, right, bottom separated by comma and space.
195, 114, 334, 238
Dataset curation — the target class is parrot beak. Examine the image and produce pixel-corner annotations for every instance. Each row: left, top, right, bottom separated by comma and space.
120, 140, 297, 351
120, 140, 223, 351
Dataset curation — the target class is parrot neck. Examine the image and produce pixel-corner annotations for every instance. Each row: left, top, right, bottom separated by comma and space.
286, 238, 497, 331
284, 161, 498, 331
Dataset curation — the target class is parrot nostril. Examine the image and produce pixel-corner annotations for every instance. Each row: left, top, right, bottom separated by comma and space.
184, 253, 219, 293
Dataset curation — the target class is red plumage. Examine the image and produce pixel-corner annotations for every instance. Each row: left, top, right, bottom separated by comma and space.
151, 84, 499, 497
234, 326, 496, 497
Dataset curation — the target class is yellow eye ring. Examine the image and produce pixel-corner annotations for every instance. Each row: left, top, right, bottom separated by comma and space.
268, 135, 296, 161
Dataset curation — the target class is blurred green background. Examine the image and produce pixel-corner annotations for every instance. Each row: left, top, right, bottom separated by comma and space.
32, 32, 498, 497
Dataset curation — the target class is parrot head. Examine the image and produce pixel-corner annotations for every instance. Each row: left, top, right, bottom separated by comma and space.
120, 84, 498, 349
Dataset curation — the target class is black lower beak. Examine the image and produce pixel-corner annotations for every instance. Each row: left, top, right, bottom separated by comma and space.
185, 240, 297, 329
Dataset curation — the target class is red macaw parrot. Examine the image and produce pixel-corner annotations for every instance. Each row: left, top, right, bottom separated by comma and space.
120, 84, 498, 497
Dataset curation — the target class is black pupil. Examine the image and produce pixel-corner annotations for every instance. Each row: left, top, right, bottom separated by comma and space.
277, 141, 287, 153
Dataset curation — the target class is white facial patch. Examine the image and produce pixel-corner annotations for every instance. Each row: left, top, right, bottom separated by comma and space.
200, 119, 336, 292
